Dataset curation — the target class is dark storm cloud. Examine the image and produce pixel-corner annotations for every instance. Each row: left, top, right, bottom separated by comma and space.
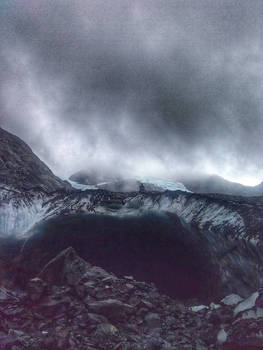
1, 0, 263, 184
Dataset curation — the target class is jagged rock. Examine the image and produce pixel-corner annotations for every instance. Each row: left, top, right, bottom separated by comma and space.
38, 247, 90, 286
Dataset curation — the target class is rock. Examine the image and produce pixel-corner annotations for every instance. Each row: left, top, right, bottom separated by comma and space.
217, 328, 228, 343
223, 319, 263, 348
221, 294, 244, 306
82, 266, 112, 281
36, 296, 71, 317
190, 305, 209, 312
87, 299, 133, 322
27, 277, 46, 301
234, 291, 259, 316
144, 313, 162, 329
38, 247, 90, 286
95, 323, 118, 336
87, 313, 109, 325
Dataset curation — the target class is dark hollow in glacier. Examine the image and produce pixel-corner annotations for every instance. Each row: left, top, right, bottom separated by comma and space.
21, 213, 218, 300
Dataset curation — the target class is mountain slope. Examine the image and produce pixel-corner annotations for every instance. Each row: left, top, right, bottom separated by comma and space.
1, 246, 262, 349
0, 127, 71, 193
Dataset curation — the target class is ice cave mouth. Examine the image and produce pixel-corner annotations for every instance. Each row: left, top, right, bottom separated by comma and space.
20, 213, 218, 300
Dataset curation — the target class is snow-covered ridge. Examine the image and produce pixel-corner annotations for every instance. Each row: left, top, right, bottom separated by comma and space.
0, 186, 256, 239
2, 188, 247, 240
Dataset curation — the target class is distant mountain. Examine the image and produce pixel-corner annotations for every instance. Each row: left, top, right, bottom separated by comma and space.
70, 170, 263, 196
178, 174, 263, 196
70, 170, 190, 193
0, 127, 71, 193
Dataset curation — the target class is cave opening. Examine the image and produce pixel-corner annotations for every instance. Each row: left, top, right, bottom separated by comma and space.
21, 212, 218, 301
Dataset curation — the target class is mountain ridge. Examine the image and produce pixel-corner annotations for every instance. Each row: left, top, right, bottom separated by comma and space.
0, 126, 71, 193
70, 169, 263, 196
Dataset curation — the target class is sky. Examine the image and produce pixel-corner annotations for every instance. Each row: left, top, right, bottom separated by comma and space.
1, 0, 263, 185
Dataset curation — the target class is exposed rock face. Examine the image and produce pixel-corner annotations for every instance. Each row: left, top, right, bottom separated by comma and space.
0, 127, 71, 193
0, 247, 262, 350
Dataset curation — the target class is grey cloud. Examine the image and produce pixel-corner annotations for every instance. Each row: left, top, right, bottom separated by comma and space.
1, 0, 263, 184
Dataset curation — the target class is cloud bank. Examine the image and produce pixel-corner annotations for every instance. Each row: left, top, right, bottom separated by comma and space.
1, 0, 263, 184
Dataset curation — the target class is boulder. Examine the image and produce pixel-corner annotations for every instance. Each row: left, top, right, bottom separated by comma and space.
38, 247, 90, 286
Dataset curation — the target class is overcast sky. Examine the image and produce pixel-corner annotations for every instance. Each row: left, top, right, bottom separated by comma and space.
1, 0, 263, 185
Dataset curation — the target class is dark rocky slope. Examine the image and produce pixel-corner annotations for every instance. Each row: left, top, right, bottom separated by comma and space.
0, 127, 70, 193
0, 247, 262, 350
